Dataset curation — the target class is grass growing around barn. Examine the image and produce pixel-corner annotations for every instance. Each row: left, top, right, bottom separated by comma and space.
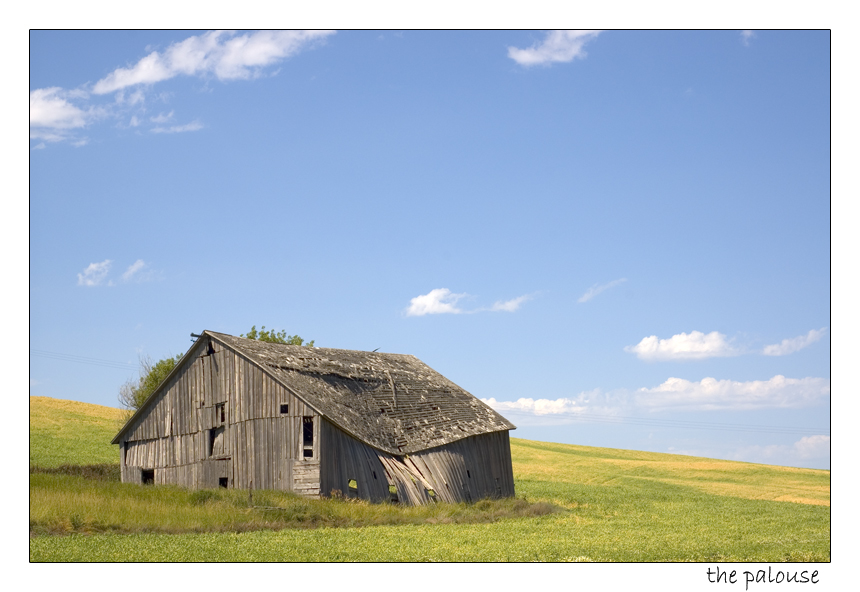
29, 396, 830, 561
29, 473, 555, 535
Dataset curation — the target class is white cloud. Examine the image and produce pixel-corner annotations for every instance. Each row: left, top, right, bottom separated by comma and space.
77, 260, 112, 286
729, 435, 830, 467
405, 288, 467, 316
490, 294, 532, 312
484, 375, 829, 424
625, 330, 738, 361
150, 110, 174, 123
635, 375, 830, 411
151, 120, 203, 134
508, 30, 601, 67
763, 327, 827, 356
483, 396, 584, 416
578, 278, 626, 303
741, 30, 755, 46
793, 435, 830, 459
30, 87, 87, 129
93, 30, 335, 95
122, 259, 147, 282
406, 289, 533, 316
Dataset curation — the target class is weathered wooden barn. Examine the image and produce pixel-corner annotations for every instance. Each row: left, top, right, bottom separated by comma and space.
111, 331, 516, 504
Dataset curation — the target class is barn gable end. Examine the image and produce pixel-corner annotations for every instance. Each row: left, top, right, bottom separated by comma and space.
112, 331, 516, 504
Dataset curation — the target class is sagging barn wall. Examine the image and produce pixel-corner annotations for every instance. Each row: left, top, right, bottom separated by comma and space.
120, 338, 321, 494
319, 421, 515, 504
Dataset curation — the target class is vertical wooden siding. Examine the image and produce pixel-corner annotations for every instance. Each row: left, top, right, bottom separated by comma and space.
121, 338, 319, 492
319, 420, 514, 505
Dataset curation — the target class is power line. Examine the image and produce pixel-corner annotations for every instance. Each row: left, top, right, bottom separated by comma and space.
30, 349, 138, 371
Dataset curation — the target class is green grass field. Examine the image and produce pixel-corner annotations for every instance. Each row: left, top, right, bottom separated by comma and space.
29, 396, 830, 562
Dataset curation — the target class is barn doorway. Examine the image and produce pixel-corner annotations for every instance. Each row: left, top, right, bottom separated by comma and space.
142, 469, 154, 485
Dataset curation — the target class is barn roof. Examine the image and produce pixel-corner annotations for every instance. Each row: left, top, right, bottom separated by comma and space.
114, 330, 515, 455
207, 331, 515, 455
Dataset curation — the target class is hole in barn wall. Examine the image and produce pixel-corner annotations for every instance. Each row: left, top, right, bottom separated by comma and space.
389, 484, 399, 503
216, 402, 225, 424
280, 404, 289, 414
303, 417, 314, 445
209, 427, 224, 457
348, 479, 358, 497
219, 477, 228, 488
373, 471, 377, 480
302, 416, 314, 458
467, 470, 471, 479
142, 469, 154, 485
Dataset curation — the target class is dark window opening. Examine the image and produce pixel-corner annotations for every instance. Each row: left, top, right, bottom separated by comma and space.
219, 477, 228, 488
280, 404, 289, 414
207, 342, 216, 356
303, 417, 314, 445
303, 416, 314, 458
142, 469, 154, 485
216, 402, 225, 424
467, 470, 471, 479
372, 471, 377, 480
209, 427, 224, 457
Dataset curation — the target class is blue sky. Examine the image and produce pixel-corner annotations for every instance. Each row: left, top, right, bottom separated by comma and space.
29, 30, 831, 469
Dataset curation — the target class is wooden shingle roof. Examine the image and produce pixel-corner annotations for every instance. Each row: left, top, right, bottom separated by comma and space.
208, 331, 515, 455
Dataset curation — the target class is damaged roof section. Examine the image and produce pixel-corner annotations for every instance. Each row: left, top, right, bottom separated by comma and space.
207, 331, 515, 455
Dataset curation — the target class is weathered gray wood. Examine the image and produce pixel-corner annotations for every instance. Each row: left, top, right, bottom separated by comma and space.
115, 332, 515, 503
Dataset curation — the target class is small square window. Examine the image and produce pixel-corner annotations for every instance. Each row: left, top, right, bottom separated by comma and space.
280, 404, 289, 414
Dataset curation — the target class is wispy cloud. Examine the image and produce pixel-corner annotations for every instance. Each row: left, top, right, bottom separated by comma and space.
740, 30, 755, 46
406, 289, 533, 316
625, 330, 738, 361
508, 30, 601, 67
150, 111, 174, 124
93, 30, 335, 94
763, 327, 827, 356
121, 259, 161, 283
77, 260, 112, 286
151, 120, 203, 134
78, 258, 160, 286
490, 294, 532, 312
578, 278, 626, 303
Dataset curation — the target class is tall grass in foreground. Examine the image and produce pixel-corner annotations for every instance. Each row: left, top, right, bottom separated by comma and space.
29, 473, 556, 536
